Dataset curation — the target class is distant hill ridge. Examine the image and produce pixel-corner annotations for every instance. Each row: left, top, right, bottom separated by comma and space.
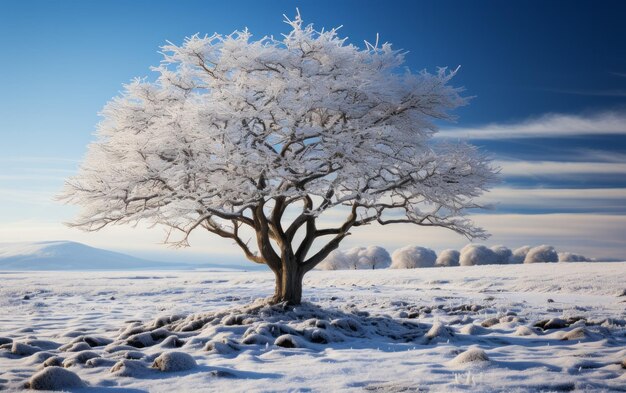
0, 241, 180, 270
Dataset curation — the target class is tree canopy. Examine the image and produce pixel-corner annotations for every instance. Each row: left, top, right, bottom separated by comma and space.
61, 13, 498, 304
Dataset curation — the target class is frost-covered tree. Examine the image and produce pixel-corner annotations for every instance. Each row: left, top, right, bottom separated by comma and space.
60, 13, 497, 304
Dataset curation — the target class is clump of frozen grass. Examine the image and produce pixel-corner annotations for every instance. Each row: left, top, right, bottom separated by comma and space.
129, 300, 427, 352
61, 350, 100, 367
426, 322, 454, 341
390, 246, 437, 268
435, 249, 460, 267
524, 245, 558, 263
560, 327, 593, 341
11, 342, 41, 356
152, 351, 197, 372
110, 359, 149, 377
514, 326, 535, 336
460, 324, 488, 335
449, 348, 490, 365
26, 366, 85, 390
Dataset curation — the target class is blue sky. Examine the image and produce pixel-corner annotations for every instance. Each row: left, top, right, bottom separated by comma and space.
1, 0, 625, 263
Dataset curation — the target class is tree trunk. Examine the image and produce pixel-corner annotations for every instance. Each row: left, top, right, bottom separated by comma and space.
270, 264, 304, 305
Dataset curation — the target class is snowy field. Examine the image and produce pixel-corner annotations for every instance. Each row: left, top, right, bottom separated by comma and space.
1, 263, 625, 392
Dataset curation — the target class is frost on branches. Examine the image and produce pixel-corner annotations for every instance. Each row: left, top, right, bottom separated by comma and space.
60, 13, 498, 304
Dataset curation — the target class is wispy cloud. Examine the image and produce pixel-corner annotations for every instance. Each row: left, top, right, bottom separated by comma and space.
0, 189, 57, 205
0, 157, 79, 164
482, 187, 626, 213
486, 187, 626, 200
437, 112, 626, 139
497, 160, 626, 176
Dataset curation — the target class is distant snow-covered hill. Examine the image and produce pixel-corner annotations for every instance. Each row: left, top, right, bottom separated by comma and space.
0, 241, 185, 270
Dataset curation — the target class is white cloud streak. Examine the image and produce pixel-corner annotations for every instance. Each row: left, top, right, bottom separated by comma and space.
497, 160, 626, 176
481, 187, 626, 211
437, 112, 626, 139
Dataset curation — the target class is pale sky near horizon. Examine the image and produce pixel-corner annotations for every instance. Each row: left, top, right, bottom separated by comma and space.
1, 0, 625, 264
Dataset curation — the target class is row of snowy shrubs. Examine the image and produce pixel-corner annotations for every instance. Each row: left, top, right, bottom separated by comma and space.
317, 244, 593, 270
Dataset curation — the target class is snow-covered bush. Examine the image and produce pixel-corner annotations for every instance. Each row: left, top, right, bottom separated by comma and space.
435, 249, 460, 267
344, 246, 391, 269
317, 250, 349, 270
317, 246, 391, 270
508, 246, 531, 264
459, 244, 497, 266
558, 252, 591, 262
390, 246, 437, 269
524, 245, 558, 263
490, 245, 512, 264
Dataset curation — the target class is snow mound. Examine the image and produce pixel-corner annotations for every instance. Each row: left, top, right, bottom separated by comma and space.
27, 366, 85, 390
152, 351, 197, 372
390, 246, 436, 269
449, 348, 490, 365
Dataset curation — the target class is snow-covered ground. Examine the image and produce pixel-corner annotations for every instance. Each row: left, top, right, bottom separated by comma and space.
1, 263, 625, 392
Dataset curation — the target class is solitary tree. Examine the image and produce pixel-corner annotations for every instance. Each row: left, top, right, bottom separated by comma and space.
61, 13, 497, 304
